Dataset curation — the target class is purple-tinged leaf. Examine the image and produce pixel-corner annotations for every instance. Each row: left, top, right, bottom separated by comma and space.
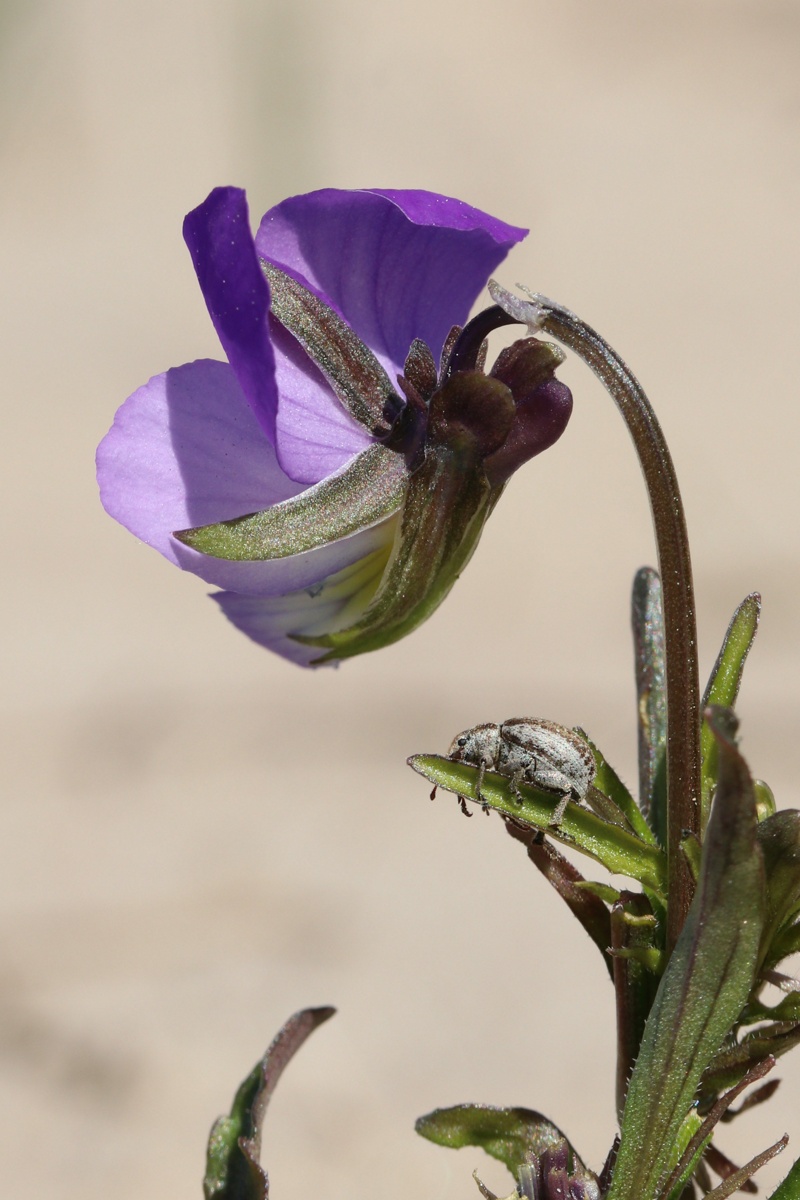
703, 1137, 788, 1200
505, 822, 613, 978
415, 1104, 592, 1184
204, 1006, 334, 1200
607, 708, 765, 1200
262, 262, 402, 437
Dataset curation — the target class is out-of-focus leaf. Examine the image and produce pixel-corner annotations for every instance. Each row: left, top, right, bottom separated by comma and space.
578, 728, 657, 845
700, 595, 761, 830
415, 1105, 589, 1180
506, 823, 613, 977
700, 1023, 800, 1096
204, 1006, 335, 1200
770, 1154, 800, 1200
408, 755, 667, 894
631, 568, 667, 839
606, 709, 765, 1200
756, 811, 800, 970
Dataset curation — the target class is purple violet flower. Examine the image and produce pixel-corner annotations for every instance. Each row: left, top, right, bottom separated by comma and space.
97, 187, 573, 666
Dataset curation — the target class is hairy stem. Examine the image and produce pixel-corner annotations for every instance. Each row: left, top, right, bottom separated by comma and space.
533, 299, 700, 952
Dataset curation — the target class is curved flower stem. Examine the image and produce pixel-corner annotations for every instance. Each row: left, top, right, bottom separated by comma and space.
533, 297, 700, 952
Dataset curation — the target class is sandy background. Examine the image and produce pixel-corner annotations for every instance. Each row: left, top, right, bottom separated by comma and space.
2, 1, 799, 1197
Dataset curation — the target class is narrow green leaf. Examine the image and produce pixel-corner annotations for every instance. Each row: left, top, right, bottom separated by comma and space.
631, 568, 667, 838
415, 1105, 589, 1180
578, 727, 657, 845
701, 1022, 800, 1096
607, 708, 765, 1200
756, 811, 800, 971
700, 594, 761, 829
175, 443, 406, 560
262, 261, 401, 436
770, 1155, 800, 1200
204, 1006, 335, 1200
409, 754, 667, 894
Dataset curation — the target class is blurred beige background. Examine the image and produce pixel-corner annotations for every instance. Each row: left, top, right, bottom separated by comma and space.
1, 1, 799, 1197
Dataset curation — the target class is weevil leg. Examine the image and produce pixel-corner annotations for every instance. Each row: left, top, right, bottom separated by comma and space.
548, 793, 570, 827
476, 759, 488, 804
457, 794, 473, 818
510, 769, 526, 804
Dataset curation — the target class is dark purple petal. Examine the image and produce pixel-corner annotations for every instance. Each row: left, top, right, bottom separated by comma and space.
184, 187, 279, 442
255, 186, 526, 393
97, 359, 393, 595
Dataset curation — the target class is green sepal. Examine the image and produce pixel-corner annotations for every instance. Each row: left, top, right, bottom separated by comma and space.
175, 444, 406, 560
631, 568, 667, 841
700, 594, 761, 829
261, 261, 401, 436
770, 1155, 800, 1200
204, 1006, 335, 1200
606, 708, 765, 1200
409, 754, 667, 894
415, 1105, 591, 1182
300, 439, 499, 661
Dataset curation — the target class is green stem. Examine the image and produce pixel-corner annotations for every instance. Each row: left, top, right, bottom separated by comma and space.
533, 298, 700, 953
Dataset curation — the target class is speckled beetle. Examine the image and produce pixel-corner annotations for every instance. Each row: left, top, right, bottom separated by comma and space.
447, 718, 596, 823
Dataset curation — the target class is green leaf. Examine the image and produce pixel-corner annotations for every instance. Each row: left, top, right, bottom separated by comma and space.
701, 1022, 800, 1095
611, 892, 661, 1119
415, 1105, 589, 1180
770, 1155, 800, 1200
756, 810, 800, 971
631, 568, 667, 840
700, 594, 761, 829
302, 439, 498, 661
606, 708, 765, 1200
578, 727, 657, 845
204, 1006, 335, 1200
175, 443, 406, 560
409, 754, 667, 894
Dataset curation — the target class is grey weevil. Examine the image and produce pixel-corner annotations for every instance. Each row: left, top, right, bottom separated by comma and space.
447, 717, 596, 824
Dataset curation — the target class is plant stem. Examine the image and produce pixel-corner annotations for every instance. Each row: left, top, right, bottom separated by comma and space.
533, 298, 701, 952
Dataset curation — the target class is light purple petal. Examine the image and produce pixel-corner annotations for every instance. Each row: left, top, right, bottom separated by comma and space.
97, 359, 392, 595
184, 187, 279, 443
270, 319, 372, 485
213, 529, 395, 666
255, 188, 527, 375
